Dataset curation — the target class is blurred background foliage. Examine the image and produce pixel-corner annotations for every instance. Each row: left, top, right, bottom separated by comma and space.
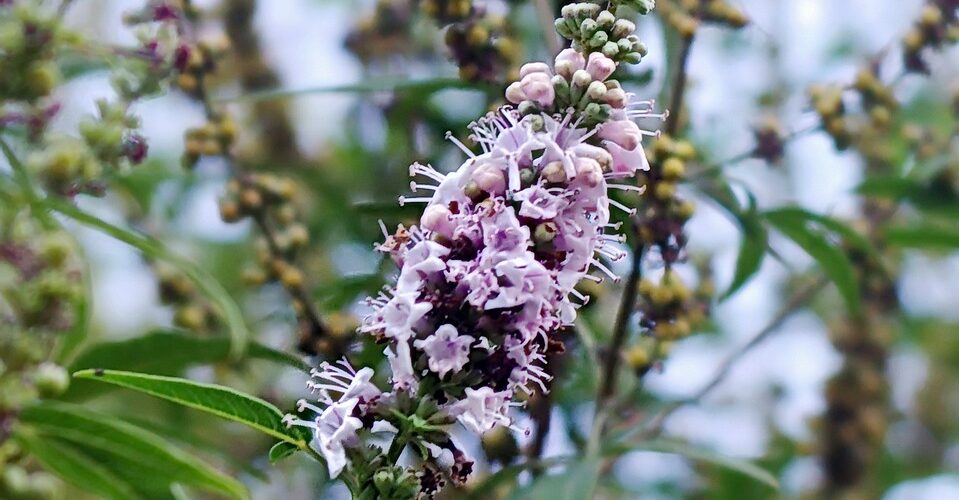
1, 0, 958, 498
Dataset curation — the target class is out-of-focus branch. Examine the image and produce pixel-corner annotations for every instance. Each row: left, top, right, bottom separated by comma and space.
599, 30, 696, 411
221, 0, 302, 165
180, 1, 331, 353
634, 275, 829, 439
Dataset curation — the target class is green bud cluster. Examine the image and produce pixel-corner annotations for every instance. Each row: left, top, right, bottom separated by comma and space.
554, 3, 649, 64
0, 212, 76, 500
28, 99, 148, 196
0, 5, 69, 102
420, 0, 474, 24
444, 14, 519, 83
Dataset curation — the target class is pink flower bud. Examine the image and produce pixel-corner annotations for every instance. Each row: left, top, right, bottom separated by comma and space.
571, 69, 592, 89
519, 73, 555, 108
554, 49, 586, 79
574, 157, 603, 187
421, 204, 455, 239
505, 82, 526, 104
586, 52, 616, 81
520, 62, 551, 78
471, 161, 507, 194
605, 87, 627, 108
597, 119, 642, 150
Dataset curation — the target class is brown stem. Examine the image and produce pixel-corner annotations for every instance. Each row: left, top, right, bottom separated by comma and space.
665, 34, 695, 136
598, 28, 697, 411
183, 4, 330, 352
598, 242, 644, 403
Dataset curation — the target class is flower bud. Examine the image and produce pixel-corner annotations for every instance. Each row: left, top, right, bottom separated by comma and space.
586, 81, 607, 100
586, 52, 617, 81
534, 222, 558, 244
605, 87, 627, 108
598, 120, 642, 150
612, 19, 636, 38
541, 161, 567, 184
662, 157, 686, 180
471, 161, 507, 194
575, 157, 603, 187
520, 73, 555, 107
421, 204, 455, 239
33, 362, 70, 397
519, 62, 550, 78
572, 69, 592, 89
554, 48, 586, 79
599, 42, 617, 59
505, 82, 525, 104
598, 10, 616, 28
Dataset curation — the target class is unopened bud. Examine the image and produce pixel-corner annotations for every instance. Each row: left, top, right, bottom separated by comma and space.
33, 362, 70, 397
534, 222, 558, 244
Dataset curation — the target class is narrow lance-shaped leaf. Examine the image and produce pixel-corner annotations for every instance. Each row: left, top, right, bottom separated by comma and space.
605, 439, 779, 490
764, 210, 861, 313
18, 402, 249, 500
73, 369, 313, 447
885, 224, 959, 249
723, 214, 768, 299
13, 429, 141, 500
64, 330, 309, 401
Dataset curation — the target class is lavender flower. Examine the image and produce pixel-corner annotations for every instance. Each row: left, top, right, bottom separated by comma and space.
286, 28, 662, 493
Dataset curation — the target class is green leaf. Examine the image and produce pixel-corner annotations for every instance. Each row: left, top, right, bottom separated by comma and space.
765, 210, 861, 313
857, 176, 959, 215
616, 439, 779, 490
13, 429, 140, 500
18, 402, 249, 499
64, 330, 308, 400
72, 369, 312, 448
219, 78, 496, 103
509, 459, 601, 500
269, 442, 300, 464
722, 215, 767, 299
41, 198, 251, 359
885, 224, 959, 249
765, 207, 879, 260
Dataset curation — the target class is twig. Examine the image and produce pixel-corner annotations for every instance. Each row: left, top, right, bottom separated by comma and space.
598, 30, 697, 411
664, 34, 696, 136
184, 7, 331, 349
598, 243, 644, 403
635, 275, 829, 438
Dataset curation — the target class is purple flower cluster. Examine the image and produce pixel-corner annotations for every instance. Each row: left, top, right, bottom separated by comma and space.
286, 50, 662, 484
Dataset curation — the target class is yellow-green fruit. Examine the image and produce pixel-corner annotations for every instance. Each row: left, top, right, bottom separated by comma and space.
25, 62, 60, 97
676, 200, 695, 219
662, 157, 685, 180
281, 267, 304, 289
174, 305, 206, 330
481, 425, 519, 464
654, 182, 676, 201
638, 278, 655, 297
649, 285, 674, 306
624, 344, 650, 370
